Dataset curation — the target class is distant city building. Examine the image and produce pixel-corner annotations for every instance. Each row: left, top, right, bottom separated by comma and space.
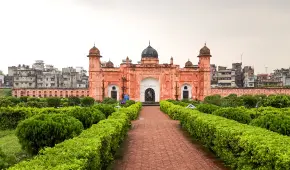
216, 66, 237, 87
272, 68, 290, 86
256, 73, 282, 87
243, 66, 255, 87
232, 63, 243, 88
8, 60, 88, 89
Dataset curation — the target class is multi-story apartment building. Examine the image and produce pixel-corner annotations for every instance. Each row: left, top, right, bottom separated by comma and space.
232, 63, 243, 88
217, 66, 237, 87
9, 60, 88, 89
243, 66, 255, 87
273, 68, 290, 86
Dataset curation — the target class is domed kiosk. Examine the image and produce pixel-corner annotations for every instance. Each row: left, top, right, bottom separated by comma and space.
141, 41, 159, 64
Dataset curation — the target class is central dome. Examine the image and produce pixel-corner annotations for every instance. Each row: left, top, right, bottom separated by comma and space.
141, 41, 158, 58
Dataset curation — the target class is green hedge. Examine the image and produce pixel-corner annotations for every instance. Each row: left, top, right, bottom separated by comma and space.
16, 114, 84, 155
250, 113, 290, 136
212, 107, 253, 124
9, 102, 142, 170
196, 104, 220, 114
160, 100, 290, 170
0, 105, 108, 130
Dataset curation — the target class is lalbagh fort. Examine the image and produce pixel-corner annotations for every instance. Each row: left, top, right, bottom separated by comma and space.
88, 42, 211, 102
12, 42, 290, 100
5, 42, 290, 170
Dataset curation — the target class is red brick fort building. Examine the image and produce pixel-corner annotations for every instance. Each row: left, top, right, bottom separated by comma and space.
88, 42, 211, 102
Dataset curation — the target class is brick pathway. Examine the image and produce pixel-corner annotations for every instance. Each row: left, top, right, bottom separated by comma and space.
113, 106, 227, 170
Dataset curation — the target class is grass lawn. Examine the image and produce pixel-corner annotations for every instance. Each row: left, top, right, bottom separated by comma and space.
0, 130, 30, 167
0, 89, 12, 97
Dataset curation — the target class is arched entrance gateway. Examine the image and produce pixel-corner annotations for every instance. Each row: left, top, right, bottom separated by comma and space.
140, 77, 160, 102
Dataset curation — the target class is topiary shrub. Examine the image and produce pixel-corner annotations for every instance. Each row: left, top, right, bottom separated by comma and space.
123, 100, 135, 107
6, 97, 21, 105
62, 107, 106, 129
204, 94, 222, 106
262, 95, 290, 108
0, 107, 34, 130
94, 104, 115, 118
19, 96, 28, 103
102, 97, 117, 104
196, 104, 220, 114
46, 97, 61, 108
16, 114, 83, 155
0, 97, 14, 107
80, 97, 95, 107
68, 96, 81, 106
240, 95, 258, 108
250, 112, 290, 136
212, 107, 252, 124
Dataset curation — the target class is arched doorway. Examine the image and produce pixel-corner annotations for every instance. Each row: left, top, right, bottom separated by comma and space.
111, 86, 117, 100
145, 88, 155, 102
183, 86, 189, 99
181, 84, 192, 100
140, 77, 160, 102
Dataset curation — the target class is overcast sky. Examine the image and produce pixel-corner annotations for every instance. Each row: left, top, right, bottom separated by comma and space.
0, 0, 289, 74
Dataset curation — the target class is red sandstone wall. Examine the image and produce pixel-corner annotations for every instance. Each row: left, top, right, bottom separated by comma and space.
13, 88, 89, 98
210, 88, 290, 97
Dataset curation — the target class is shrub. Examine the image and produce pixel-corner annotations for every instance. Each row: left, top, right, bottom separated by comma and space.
250, 113, 290, 136
60, 98, 69, 107
6, 97, 21, 105
62, 107, 106, 129
16, 114, 83, 155
46, 97, 61, 108
102, 97, 117, 104
68, 96, 81, 106
220, 95, 243, 107
262, 95, 290, 108
0, 148, 9, 169
19, 96, 28, 103
204, 94, 222, 106
160, 101, 290, 170
196, 104, 220, 114
212, 107, 252, 124
9, 102, 142, 170
0, 107, 34, 130
123, 100, 135, 107
80, 97, 95, 107
26, 100, 47, 108
94, 104, 115, 118
0, 98, 14, 107
240, 95, 258, 108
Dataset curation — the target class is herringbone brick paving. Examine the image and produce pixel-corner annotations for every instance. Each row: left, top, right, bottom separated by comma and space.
113, 106, 227, 170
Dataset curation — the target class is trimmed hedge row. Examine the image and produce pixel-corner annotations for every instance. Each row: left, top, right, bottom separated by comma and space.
9, 102, 142, 170
0, 104, 113, 130
160, 100, 290, 170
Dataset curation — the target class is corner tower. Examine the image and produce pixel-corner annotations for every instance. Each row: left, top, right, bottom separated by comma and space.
88, 44, 102, 100
198, 43, 211, 100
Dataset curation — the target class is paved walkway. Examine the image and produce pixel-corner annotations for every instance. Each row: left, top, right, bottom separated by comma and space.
113, 106, 227, 170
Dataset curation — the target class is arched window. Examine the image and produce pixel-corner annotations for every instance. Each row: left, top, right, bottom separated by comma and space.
111, 86, 117, 100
